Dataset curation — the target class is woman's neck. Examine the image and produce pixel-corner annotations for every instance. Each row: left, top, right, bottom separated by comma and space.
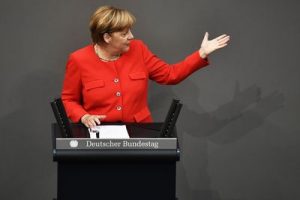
94, 44, 120, 62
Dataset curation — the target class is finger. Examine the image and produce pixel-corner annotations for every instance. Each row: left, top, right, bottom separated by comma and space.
205, 32, 209, 40
97, 115, 107, 119
86, 120, 92, 128
87, 118, 96, 128
217, 43, 228, 49
83, 122, 89, 128
86, 121, 92, 128
91, 119, 97, 127
218, 36, 230, 44
218, 40, 229, 47
216, 34, 228, 41
88, 122, 96, 128
94, 117, 101, 125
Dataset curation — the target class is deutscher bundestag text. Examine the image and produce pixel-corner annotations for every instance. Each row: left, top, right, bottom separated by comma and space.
86, 140, 159, 149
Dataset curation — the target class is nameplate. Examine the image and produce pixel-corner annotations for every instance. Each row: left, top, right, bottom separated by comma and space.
56, 138, 177, 150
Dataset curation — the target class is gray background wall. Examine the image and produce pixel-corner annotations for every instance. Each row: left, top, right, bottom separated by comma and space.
0, 0, 299, 200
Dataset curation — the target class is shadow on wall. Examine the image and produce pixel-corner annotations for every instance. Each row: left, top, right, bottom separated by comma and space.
149, 80, 284, 200
0, 69, 60, 200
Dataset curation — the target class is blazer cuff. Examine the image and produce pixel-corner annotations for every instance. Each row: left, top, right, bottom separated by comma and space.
188, 50, 209, 69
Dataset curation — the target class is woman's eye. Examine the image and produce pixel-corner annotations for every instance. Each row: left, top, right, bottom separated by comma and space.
122, 31, 129, 36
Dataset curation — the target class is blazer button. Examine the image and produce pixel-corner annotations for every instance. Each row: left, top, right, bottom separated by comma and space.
116, 92, 121, 97
116, 106, 122, 111
114, 78, 119, 83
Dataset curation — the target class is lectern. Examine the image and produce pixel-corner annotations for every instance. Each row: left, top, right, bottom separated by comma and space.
52, 122, 180, 200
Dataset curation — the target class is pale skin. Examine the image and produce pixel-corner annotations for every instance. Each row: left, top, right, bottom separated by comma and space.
81, 29, 230, 128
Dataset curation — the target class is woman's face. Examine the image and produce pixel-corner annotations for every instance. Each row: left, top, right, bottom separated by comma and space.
107, 29, 134, 54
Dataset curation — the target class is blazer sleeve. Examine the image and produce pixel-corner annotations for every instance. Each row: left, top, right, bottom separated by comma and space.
61, 54, 88, 122
140, 40, 209, 84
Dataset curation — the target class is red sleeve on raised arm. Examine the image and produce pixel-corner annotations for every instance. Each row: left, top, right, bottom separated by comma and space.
140, 41, 209, 85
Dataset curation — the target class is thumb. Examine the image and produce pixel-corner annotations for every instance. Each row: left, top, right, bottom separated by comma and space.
203, 32, 209, 41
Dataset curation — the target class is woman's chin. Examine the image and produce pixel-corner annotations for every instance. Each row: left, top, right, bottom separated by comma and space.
122, 46, 130, 53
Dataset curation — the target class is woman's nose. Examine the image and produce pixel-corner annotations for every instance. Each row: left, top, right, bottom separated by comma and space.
128, 30, 134, 40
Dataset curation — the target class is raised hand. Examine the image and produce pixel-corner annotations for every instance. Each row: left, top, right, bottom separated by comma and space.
199, 32, 230, 58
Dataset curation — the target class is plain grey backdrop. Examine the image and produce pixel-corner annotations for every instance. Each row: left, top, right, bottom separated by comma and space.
0, 0, 299, 200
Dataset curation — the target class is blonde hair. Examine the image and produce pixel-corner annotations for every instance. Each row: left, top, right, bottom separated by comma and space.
89, 6, 136, 44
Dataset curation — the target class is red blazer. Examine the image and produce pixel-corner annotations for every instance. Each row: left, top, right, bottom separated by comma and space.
61, 40, 209, 123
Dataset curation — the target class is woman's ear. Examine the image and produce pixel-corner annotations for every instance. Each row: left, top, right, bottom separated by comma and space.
103, 33, 111, 43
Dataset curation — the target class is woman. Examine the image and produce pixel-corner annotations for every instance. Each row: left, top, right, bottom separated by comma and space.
61, 5, 230, 128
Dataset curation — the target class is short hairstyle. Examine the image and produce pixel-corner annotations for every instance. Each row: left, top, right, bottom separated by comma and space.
89, 6, 136, 44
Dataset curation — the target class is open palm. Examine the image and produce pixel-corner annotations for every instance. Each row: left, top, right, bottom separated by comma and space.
200, 32, 230, 57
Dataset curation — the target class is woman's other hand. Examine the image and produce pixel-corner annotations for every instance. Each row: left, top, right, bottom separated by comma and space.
199, 32, 230, 58
81, 114, 106, 128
